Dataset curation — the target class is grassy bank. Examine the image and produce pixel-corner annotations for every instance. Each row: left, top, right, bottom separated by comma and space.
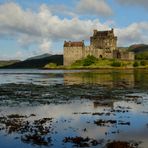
0, 60, 20, 67
44, 56, 148, 69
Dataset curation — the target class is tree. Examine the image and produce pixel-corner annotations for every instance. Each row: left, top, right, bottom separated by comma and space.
83, 55, 98, 66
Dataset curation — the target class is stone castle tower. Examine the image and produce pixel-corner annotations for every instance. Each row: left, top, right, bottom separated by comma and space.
90, 29, 117, 50
64, 29, 134, 66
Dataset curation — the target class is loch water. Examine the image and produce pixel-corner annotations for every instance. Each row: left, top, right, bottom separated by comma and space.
0, 69, 148, 148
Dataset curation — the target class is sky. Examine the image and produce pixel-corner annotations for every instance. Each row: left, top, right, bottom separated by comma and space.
0, 0, 148, 60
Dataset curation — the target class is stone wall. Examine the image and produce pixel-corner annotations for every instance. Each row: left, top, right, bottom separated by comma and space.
64, 46, 83, 66
120, 51, 135, 60
64, 46, 115, 66
83, 46, 103, 58
113, 50, 135, 60
128, 52, 135, 60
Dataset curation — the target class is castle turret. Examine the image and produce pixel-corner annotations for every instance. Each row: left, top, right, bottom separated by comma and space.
93, 29, 98, 36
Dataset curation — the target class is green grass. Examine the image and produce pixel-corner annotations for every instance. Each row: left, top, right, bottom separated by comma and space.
0, 60, 19, 67
135, 51, 148, 60
44, 55, 148, 69
71, 56, 135, 68
44, 63, 57, 68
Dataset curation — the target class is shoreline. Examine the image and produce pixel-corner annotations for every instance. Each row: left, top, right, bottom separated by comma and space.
0, 66, 147, 70
42, 67, 148, 70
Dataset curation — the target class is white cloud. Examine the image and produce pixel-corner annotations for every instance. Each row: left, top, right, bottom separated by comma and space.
0, 1, 147, 59
39, 39, 52, 53
0, 2, 110, 50
76, 0, 113, 16
115, 22, 148, 46
16, 51, 23, 57
48, 4, 77, 17
45, 0, 113, 17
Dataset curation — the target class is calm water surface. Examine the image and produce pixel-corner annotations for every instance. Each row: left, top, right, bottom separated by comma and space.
0, 69, 148, 148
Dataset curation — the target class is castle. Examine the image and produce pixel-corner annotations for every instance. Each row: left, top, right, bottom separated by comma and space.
64, 29, 134, 66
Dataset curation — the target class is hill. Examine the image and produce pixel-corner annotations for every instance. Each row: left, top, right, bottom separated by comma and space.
128, 44, 148, 53
0, 60, 20, 67
1, 54, 63, 69
128, 44, 148, 60
26, 53, 52, 61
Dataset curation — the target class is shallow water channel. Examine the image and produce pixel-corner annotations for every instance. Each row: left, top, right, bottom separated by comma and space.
0, 69, 148, 148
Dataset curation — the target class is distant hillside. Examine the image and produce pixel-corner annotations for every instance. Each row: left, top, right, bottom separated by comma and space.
0, 60, 20, 67
26, 53, 52, 61
128, 44, 148, 60
128, 44, 148, 53
1, 55, 63, 69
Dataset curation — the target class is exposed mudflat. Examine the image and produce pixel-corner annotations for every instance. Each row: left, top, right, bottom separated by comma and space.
0, 69, 147, 148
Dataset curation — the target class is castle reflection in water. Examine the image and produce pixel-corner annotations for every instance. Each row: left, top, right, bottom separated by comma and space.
64, 69, 148, 89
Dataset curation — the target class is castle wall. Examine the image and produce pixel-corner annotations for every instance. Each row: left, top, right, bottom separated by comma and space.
83, 46, 103, 58
102, 50, 113, 59
64, 46, 83, 66
120, 52, 135, 60
113, 50, 135, 60
95, 49, 104, 58
128, 52, 135, 60
83, 46, 93, 57
64, 46, 114, 66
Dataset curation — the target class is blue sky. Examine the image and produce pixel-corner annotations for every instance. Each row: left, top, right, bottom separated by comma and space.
0, 0, 148, 60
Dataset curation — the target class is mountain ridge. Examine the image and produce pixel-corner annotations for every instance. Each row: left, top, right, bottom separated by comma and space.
1, 54, 63, 69
26, 53, 52, 61
128, 44, 148, 53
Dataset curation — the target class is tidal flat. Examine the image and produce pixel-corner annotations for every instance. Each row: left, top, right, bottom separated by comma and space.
0, 69, 148, 148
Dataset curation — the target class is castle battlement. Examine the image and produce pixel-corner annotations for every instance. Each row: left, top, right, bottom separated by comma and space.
64, 41, 84, 47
